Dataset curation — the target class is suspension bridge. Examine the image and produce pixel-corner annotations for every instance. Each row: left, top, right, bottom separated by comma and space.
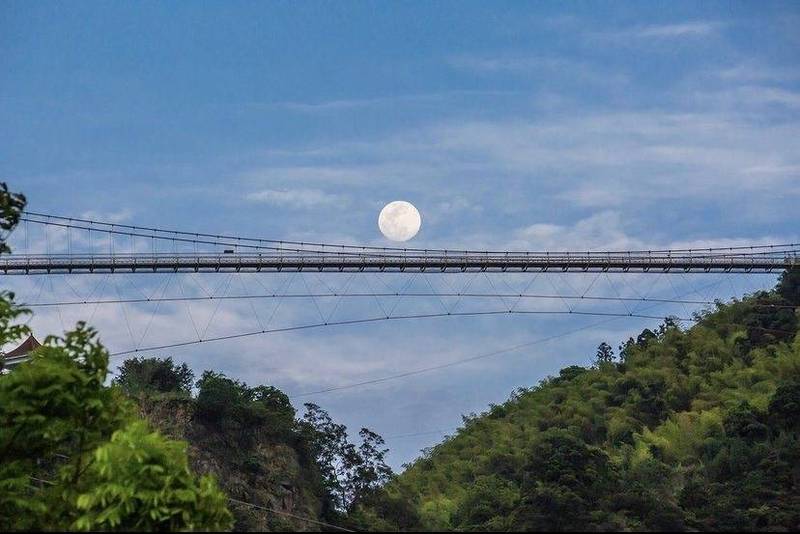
2, 211, 797, 387
5, 212, 799, 274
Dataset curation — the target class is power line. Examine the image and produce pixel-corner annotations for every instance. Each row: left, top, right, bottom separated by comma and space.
383, 428, 455, 440
108, 309, 696, 358
291, 278, 736, 397
292, 317, 634, 397
25, 475, 354, 532
23, 291, 799, 309
227, 498, 355, 532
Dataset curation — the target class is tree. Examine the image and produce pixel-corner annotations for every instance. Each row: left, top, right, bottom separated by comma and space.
0, 182, 232, 531
0, 325, 234, 530
350, 428, 393, 505
0, 182, 29, 369
512, 429, 618, 531
74, 421, 232, 531
300, 404, 392, 513
113, 356, 194, 396
768, 382, 800, 432
595, 342, 615, 365
194, 371, 251, 429
0, 181, 26, 254
453, 475, 519, 531
301, 403, 354, 511
776, 267, 800, 306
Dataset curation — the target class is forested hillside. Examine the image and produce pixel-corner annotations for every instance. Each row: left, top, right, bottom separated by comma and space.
114, 359, 392, 531
354, 270, 800, 531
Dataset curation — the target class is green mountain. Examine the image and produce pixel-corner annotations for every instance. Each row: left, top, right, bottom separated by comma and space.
354, 270, 800, 531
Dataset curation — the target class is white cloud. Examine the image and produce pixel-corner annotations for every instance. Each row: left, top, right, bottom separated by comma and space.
79, 208, 134, 224
447, 55, 630, 87
234, 103, 800, 241
506, 210, 787, 253
587, 21, 724, 46
688, 85, 800, 111
253, 90, 519, 114
246, 188, 348, 209
634, 22, 722, 38
715, 62, 800, 83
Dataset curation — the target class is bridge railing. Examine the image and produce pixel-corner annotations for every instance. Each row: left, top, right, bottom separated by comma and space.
0, 250, 796, 274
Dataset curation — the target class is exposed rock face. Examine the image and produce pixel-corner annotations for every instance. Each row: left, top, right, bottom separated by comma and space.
135, 394, 325, 531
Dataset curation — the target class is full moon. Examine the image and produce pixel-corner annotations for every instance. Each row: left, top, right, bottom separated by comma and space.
378, 201, 422, 242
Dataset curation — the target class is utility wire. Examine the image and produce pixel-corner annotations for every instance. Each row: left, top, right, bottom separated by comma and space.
24, 475, 354, 532
108, 309, 697, 358
25, 291, 796, 309
227, 498, 355, 532
291, 278, 737, 397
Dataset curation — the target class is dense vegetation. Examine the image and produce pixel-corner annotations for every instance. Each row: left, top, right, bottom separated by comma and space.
114, 357, 393, 530
355, 270, 800, 531
0, 183, 232, 530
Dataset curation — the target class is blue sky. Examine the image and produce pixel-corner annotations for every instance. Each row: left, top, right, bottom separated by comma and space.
3, 1, 800, 468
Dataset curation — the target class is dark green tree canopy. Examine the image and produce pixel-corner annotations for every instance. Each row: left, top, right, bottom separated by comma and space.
114, 356, 194, 396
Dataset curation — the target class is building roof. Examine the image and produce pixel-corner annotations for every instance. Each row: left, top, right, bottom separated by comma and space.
4, 334, 41, 358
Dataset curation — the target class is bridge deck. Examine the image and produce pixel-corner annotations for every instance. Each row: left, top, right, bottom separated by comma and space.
0, 253, 795, 274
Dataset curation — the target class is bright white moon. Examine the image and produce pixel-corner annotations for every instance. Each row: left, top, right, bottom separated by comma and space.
378, 201, 422, 242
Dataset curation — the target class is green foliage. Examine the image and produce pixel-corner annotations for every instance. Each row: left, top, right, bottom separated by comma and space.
0, 181, 26, 254
595, 341, 615, 366
301, 403, 393, 514
0, 184, 30, 369
194, 370, 296, 440
363, 269, 800, 531
125, 359, 391, 529
0, 323, 234, 530
113, 356, 194, 396
767, 382, 800, 431
0, 325, 232, 531
74, 421, 232, 531
0, 290, 30, 371
0, 184, 231, 530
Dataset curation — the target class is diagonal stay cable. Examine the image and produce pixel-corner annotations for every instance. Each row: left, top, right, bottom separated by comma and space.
300, 273, 327, 323
325, 273, 357, 323
201, 273, 234, 340
509, 271, 541, 312
362, 274, 390, 318
545, 274, 573, 313
581, 272, 602, 298
136, 273, 174, 350
49, 277, 66, 333
242, 273, 266, 332
604, 273, 633, 316
86, 273, 112, 325
292, 277, 728, 397
21, 275, 48, 326
109, 309, 696, 359
263, 272, 297, 329
177, 275, 202, 343
448, 271, 481, 314
113, 275, 138, 348
423, 273, 451, 314
483, 272, 512, 311
386, 272, 418, 318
